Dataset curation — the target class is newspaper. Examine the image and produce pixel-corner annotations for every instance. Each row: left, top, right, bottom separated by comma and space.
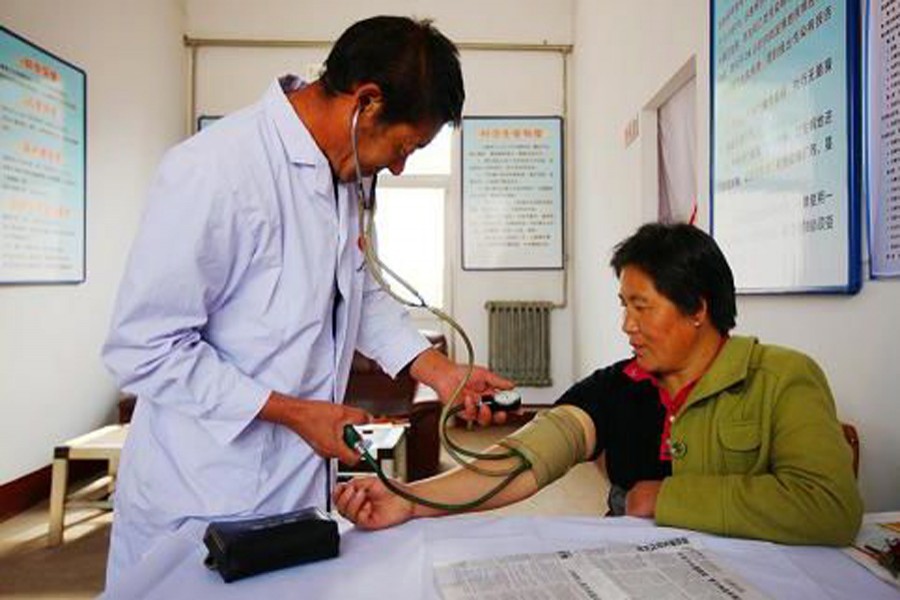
843, 515, 900, 590
434, 536, 769, 600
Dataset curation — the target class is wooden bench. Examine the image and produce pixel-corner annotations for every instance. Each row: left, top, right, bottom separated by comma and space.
47, 424, 128, 546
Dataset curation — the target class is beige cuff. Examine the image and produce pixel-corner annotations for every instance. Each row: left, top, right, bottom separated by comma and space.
499, 405, 587, 488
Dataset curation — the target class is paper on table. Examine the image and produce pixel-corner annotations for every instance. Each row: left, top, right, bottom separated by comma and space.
433, 536, 769, 600
843, 517, 900, 590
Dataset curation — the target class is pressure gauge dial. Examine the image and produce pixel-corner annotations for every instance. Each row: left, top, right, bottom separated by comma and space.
484, 390, 522, 413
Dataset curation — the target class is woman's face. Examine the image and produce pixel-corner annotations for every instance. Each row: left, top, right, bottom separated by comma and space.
618, 265, 701, 377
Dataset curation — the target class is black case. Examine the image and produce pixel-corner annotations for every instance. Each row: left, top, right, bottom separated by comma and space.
203, 507, 339, 583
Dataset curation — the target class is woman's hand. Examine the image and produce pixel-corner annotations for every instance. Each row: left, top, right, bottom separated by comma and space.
333, 477, 415, 530
625, 480, 663, 518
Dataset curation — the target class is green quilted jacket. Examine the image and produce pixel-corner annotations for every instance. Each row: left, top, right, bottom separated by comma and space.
655, 335, 863, 546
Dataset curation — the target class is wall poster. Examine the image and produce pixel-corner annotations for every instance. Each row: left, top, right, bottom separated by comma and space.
865, 0, 900, 278
461, 116, 564, 270
1, 26, 86, 284
711, 0, 861, 293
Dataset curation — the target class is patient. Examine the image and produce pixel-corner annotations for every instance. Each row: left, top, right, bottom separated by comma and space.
335, 223, 863, 546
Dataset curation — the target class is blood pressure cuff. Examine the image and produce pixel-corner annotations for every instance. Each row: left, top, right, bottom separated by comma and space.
498, 405, 587, 489
203, 507, 339, 583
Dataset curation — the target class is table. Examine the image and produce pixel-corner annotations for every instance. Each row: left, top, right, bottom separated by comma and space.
100, 513, 899, 599
48, 424, 128, 546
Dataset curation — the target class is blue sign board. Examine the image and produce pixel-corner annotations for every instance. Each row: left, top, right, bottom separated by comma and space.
711, 0, 861, 293
1, 26, 86, 283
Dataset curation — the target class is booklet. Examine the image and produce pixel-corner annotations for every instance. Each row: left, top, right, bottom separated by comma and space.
843, 513, 900, 590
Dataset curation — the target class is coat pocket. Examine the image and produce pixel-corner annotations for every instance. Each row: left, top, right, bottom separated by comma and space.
717, 421, 762, 473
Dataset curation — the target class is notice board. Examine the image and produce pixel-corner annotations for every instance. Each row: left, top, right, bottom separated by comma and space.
711, 0, 861, 293
0, 26, 86, 284
865, 0, 900, 278
461, 116, 564, 271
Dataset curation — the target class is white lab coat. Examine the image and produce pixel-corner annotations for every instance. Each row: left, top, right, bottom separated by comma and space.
101, 76, 429, 588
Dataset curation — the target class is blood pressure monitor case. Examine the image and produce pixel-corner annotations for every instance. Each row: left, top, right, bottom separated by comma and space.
203, 506, 339, 582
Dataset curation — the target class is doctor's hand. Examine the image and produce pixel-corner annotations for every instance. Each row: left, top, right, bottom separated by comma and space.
258, 392, 371, 465
333, 476, 414, 530
410, 348, 515, 426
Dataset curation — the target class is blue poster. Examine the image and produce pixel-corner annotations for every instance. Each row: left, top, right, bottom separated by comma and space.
0, 26, 86, 283
711, 0, 861, 293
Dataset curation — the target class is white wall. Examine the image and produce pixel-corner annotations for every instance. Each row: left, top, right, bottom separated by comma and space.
572, 0, 900, 511
0, 0, 186, 485
186, 0, 577, 405
185, 0, 572, 44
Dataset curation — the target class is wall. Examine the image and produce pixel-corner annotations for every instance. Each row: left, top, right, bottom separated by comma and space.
186, 0, 576, 405
0, 0, 186, 485
572, 0, 900, 511
185, 0, 571, 44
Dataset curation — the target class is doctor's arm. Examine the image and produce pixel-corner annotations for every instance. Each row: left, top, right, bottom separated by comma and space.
352, 247, 513, 425
101, 151, 276, 446
102, 150, 368, 462
258, 393, 369, 464
409, 348, 515, 425
334, 405, 596, 530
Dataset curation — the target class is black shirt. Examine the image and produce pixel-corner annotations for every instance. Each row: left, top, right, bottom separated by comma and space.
555, 359, 672, 492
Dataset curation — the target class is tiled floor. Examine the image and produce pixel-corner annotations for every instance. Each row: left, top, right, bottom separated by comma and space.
0, 425, 609, 598
0, 504, 111, 599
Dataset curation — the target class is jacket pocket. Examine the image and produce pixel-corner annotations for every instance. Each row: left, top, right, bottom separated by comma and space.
718, 421, 761, 473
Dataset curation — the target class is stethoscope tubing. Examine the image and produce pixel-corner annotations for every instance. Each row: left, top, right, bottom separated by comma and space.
348, 106, 531, 511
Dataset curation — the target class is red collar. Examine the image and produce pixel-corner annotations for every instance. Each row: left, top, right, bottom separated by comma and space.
622, 336, 729, 390
623, 359, 699, 413
623, 337, 727, 461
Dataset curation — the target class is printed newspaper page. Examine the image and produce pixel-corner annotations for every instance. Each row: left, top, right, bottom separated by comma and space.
434, 536, 769, 600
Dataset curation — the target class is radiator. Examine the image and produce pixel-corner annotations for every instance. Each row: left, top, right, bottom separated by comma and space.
485, 301, 554, 387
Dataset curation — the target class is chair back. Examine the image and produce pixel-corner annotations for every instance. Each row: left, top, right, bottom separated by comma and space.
841, 422, 859, 478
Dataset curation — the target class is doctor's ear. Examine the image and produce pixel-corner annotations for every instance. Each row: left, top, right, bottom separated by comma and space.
358, 96, 383, 117
354, 83, 384, 116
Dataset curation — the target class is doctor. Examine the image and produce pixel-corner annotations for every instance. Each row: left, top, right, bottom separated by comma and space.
102, 15, 511, 588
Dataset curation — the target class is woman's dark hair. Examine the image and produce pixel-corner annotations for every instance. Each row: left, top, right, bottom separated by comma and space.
610, 223, 737, 335
321, 16, 464, 127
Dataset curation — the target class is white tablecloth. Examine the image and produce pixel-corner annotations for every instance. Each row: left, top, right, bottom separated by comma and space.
101, 514, 899, 599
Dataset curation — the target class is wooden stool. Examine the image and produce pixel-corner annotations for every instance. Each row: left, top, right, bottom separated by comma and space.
47, 424, 128, 546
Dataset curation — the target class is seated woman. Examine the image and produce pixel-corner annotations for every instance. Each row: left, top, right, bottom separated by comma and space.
334, 223, 862, 546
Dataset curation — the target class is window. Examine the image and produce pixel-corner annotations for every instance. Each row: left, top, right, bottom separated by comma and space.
375, 125, 452, 309
374, 188, 445, 306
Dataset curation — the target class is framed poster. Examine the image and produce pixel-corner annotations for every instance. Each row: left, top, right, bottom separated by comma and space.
710, 0, 862, 293
461, 116, 564, 270
865, 0, 900, 278
0, 26, 86, 284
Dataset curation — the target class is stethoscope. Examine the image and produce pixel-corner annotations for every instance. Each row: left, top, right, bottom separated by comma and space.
345, 104, 531, 511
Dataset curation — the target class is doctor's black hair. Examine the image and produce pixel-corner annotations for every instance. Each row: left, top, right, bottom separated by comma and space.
610, 223, 737, 335
320, 15, 464, 127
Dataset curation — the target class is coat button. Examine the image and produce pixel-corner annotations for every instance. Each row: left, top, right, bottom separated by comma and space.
670, 440, 687, 459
